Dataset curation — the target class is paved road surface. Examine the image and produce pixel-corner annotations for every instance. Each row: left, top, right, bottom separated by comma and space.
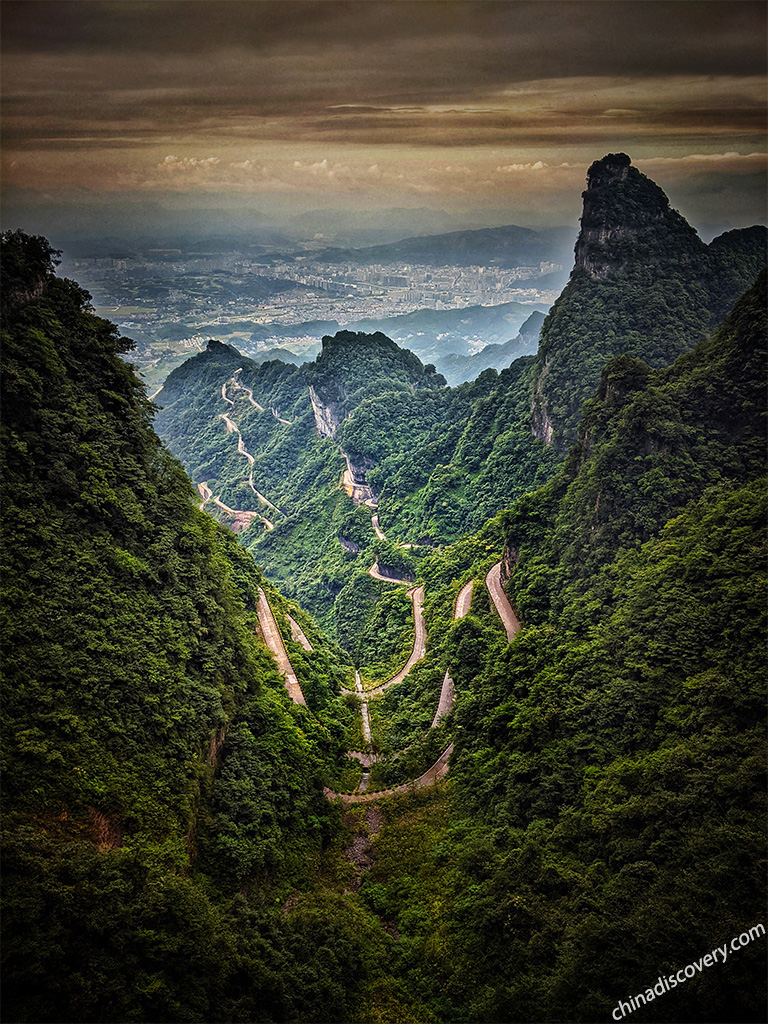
431, 672, 456, 727
431, 579, 474, 726
287, 614, 313, 652
256, 588, 306, 706
325, 744, 453, 804
237, 434, 255, 466
486, 562, 521, 641
368, 561, 412, 585
355, 671, 373, 745
371, 514, 387, 541
231, 370, 265, 410
340, 451, 376, 505
366, 586, 426, 696
455, 579, 474, 619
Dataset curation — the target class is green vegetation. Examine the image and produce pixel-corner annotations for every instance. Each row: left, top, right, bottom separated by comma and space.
531, 154, 767, 449
154, 329, 560, 638
3, 146, 766, 1024
0, 230, 382, 1023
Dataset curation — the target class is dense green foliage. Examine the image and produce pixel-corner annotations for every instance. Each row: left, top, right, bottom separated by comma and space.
154, 331, 559, 636
346, 273, 767, 1023
531, 154, 767, 449
0, 232, 384, 1023
4, 154, 765, 1023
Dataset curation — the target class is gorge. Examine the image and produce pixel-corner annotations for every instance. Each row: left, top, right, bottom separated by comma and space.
2, 153, 766, 1024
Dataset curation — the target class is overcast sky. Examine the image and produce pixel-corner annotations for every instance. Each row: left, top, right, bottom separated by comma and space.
2, 0, 766, 238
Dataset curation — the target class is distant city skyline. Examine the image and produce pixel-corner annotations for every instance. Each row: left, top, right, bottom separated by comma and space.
2, 0, 766, 243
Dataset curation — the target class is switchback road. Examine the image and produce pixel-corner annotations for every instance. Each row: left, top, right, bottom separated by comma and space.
431, 579, 473, 727
324, 744, 453, 805
287, 614, 312, 652
365, 586, 426, 697
256, 588, 307, 706
231, 369, 265, 411
486, 562, 521, 641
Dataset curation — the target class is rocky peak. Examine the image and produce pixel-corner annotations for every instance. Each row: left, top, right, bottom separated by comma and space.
573, 152, 699, 281
584, 151, 631, 190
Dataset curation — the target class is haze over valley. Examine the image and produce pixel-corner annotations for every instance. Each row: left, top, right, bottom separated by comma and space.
58, 222, 571, 389
2, 3, 766, 1023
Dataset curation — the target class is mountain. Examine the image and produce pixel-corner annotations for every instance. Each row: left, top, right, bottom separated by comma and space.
153, 332, 560, 637
305, 222, 575, 271
427, 271, 767, 1022
434, 309, 545, 385
531, 152, 767, 450
244, 300, 548, 367
151, 153, 766, 640
3, 165, 766, 1022
335, 271, 767, 1023
347, 299, 548, 362
0, 231, 376, 1023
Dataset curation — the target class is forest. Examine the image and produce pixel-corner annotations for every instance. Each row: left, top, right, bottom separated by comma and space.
1, 151, 765, 1024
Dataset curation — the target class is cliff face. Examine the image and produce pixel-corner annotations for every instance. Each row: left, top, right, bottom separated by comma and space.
529, 153, 766, 452
573, 152, 702, 280
309, 383, 345, 438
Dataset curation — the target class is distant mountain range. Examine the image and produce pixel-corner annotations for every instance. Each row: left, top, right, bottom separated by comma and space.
3, 144, 766, 1023
248, 300, 549, 379
272, 222, 575, 272
434, 310, 546, 386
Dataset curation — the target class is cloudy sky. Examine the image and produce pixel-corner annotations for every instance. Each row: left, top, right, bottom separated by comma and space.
2, 0, 766, 238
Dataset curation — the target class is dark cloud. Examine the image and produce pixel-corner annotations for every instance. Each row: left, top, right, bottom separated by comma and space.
3, 1, 766, 78
1, 1, 765, 227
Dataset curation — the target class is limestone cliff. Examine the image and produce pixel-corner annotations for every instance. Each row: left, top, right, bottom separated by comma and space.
308, 384, 345, 438
529, 153, 765, 452
573, 152, 699, 281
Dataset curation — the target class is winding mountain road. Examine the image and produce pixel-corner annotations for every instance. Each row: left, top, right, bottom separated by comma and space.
256, 588, 307, 706
368, 561, 413, 585
237, 434, 255, 465
212, 374, 519, 803
201, 388, 284, 532
365, 586, 426, 697
287, 613, 313, 652
354, 670, 373, 746
371, 513, 387, 541
231, 369, 265, 411
213, 497, 261, 534
324, 744, 454, 805
341, 451, 377, 505
431, 580, 473, 727
486, 562, 521, 641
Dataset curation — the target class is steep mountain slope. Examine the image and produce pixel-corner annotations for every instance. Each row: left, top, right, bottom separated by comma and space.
0, 231, 381, 1023
531, 153, 767, 450
359, 273, 767, 1024
3, 196, 764, 1023
153, 332, 560, 635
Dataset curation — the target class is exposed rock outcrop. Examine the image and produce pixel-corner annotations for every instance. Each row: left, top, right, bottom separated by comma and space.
528, 152, 764, 453
309, 384, 344, 438
341, 450, 377, 506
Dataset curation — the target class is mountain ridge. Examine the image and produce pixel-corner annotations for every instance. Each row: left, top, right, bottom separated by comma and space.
530, 153, 767, 450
